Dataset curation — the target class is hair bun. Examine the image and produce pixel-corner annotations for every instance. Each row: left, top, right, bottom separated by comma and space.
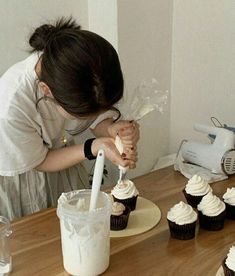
29, 17, 81, 52
29, 24, 55, 51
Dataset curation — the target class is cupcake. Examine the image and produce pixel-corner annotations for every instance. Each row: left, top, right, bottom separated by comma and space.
167, 201, 198, 240
197, 192, 226, 231
222, 246, 235, 276
111, 179, 139, 211
223, 188, 235, 220
110, 202, 131, 231
183, 174, 212, 208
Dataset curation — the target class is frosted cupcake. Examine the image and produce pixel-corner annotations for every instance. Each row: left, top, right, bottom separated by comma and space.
110, 202, 131, 231
167, 201, 198, 240
197, 192, 226, 231
223, 188, 235, 220
222, 246, 235, 276
183, 174, 212, 208
111, 179, 139, 211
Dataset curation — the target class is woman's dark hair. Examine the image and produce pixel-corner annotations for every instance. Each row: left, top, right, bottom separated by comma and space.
29, 17, 123, 118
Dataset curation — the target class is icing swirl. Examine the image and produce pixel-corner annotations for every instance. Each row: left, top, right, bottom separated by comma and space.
111, 202, 125, 216
226, 246, 235, 272
185, 175, 212, 196
111, 179, 139, 199
197, 192, 225, 216
167, 201, 197, 225
223, 187, 235, 206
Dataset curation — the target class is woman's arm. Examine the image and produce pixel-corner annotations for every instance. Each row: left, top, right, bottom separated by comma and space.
35, 137, 130, 172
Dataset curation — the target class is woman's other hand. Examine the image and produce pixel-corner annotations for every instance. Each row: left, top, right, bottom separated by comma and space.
107, 120, 140, 169
91, 137, 137, 169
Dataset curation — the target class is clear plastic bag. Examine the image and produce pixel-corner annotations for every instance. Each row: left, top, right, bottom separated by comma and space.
117, 78, 168, 121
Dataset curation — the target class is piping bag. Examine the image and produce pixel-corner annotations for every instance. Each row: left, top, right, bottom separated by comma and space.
115, 78, 168, 183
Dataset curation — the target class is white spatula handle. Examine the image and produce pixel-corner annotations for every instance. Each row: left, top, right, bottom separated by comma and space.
89, 149, 105, 211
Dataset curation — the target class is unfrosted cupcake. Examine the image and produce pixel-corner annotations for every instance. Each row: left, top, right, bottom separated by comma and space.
111, 179, 139, 211
197, 192, 226, 231
223, 188, 235, 220
110, 202, 131, 231
222, 246, 235, 276
167, 201, 198, 240
183, 174, 212, 208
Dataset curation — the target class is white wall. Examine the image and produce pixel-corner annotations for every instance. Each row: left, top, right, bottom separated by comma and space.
170, 0, 235, 152
0, 0, 88, 75
88, 0, 118, 51
117, 0, 173, 177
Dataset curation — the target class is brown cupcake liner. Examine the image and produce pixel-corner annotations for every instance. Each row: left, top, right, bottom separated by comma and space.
222, 258, 235, 276
112, 195, 138, 211
167, 219, 196, 240
198, 210, 226, 231
182, 189, 204, 208
110, 207, 131, 231
225, 203, 235, 220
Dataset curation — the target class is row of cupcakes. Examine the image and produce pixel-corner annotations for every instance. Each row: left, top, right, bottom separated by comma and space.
183, 174, 235, 220
110, 179, 139, 231
167, 174, 235, 240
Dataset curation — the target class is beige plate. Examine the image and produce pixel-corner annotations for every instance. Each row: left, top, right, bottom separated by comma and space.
216, 266, 224, 276
110, 196, 161, 238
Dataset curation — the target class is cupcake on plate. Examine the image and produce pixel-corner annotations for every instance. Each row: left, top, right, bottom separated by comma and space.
223, 188, 235, 220
111, 179, 139, 211
167, 201, 198, 240
110, 202, 131, 231
183, 174, 212, 208
197, 192, 226, 231
222, 245, 235, 276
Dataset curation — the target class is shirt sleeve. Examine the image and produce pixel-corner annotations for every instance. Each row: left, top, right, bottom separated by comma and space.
89, 110, 119, 130
0, 118, 48, 176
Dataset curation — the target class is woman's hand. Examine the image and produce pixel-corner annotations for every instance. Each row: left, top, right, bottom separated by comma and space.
91, 137, 137, 169
107, 120, 140, 168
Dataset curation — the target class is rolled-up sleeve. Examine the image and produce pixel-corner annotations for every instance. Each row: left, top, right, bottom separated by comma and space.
0, 118, 48, 176
89, 110, 119, 130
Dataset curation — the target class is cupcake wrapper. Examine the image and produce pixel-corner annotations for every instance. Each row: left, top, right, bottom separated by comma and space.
110, 207, 131, 231
182, 189, 204, 208
222, 258, 235, 276
167, 219, 196, 240
198, 210, 226, 231
112, 195, 138, 211
225, 203, 235, 220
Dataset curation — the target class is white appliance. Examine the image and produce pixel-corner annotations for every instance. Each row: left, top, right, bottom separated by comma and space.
181, 124, 235, 175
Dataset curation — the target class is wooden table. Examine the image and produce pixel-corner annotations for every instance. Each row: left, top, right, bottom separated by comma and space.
9, 166, 235, 276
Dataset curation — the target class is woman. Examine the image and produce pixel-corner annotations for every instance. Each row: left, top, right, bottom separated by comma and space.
0, 18, 139, 220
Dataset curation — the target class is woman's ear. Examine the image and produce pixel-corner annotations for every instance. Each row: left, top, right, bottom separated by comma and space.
39, 82, 53, 97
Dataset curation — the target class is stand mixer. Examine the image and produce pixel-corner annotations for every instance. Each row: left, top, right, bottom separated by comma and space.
181, 124, 235, 175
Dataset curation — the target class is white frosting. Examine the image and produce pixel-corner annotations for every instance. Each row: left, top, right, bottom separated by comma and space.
111, 179, 139, 199
197, 192, 225, 216
223, 187, 235, 206
115, 135, 128, 173
225, 246, 235, 271
185, 174, 212, 196
167, 201, 197, 225
57, 192, 111, 276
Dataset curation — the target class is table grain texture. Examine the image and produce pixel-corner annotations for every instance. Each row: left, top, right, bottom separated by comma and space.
9, 166, 235, 276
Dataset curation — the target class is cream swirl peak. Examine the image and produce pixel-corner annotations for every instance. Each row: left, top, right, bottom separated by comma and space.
111, 202, 125, 216
185, 174, 212, 196
111, 179, 139, 199
197, 192, 225, 216
167, 201, 197, 225
223, 188, 235, 206
225, 246, 235, 271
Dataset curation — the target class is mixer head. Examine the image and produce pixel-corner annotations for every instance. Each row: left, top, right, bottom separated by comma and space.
222, 150, 235, 175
